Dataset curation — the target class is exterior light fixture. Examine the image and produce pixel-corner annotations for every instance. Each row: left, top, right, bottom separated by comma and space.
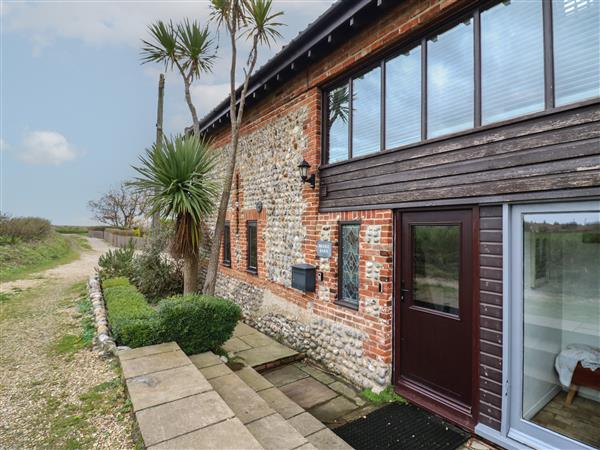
298, 159, 316, 189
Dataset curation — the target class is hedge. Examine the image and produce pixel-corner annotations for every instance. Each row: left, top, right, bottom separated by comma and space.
103, 277, 159, 348
102, 278, 241, 354
158, 295, 242, 354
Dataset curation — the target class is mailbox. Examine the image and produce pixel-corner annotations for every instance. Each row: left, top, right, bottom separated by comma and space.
291, 263, 316, 292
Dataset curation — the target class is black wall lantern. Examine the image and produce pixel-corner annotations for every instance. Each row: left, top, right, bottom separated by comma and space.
298, 159, 315, 189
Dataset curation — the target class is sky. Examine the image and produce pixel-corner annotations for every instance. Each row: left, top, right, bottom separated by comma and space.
0, 0, 334, 225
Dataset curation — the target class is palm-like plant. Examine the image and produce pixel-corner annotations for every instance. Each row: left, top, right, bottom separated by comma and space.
202, 0, 284, 295
141, 20, 216, 135
130, 136, 218, 294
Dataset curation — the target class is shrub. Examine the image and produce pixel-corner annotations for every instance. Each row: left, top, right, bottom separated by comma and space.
54, 225, 88, 235
97, 242, 135, 279
130, 228, 183, 303
157, 294, 241, 354
0, 215, 52, 242
103, 278, 158, 348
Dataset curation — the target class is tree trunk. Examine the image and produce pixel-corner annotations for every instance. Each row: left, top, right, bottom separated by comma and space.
183, 253, 199, 295
152, 73, 165, 234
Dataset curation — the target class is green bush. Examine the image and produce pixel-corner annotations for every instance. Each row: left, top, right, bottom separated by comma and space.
130, 227, 183, 303
157, 294, 241, 354
103, 279, 158, 348
97, 242, 135, 279
0, 215, 52, 242
54, 225, 89, 235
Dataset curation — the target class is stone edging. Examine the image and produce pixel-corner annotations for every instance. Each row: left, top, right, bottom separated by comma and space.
88, 275, 117, 356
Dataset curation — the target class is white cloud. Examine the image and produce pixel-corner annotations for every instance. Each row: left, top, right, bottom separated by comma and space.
0, 138, 9, 152
17, 131, 78, 166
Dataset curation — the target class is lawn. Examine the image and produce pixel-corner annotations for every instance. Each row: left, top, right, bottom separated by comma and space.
0, 232, 84, 282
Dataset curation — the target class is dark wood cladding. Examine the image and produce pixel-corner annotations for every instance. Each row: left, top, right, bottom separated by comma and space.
319, 102, 600, 211
478, 205, 503, 431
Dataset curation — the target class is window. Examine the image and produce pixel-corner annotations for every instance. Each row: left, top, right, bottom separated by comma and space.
553, 0, 600, 106
323, 1, 599, 164
327, 84, 350, 163
223, 221, 231, 266
338, 222, 360, 308
246, 221, 257, 274
386, 46, 421, 147
352, 67, 381, 157
510, 202, 600, 449
427, 19, 474, 138
481, 0, 545, 124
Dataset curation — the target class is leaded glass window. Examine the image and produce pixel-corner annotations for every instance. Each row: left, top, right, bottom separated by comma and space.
223, 221, 231, 266
339, 222, 360, 307
247, 221, 257, 274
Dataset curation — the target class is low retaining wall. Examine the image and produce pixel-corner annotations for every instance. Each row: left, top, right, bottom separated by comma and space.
88, 275, 117, 356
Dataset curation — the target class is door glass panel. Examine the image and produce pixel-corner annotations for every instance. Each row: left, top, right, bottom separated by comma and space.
522, 211, 600, 448
412, 225, 460, 315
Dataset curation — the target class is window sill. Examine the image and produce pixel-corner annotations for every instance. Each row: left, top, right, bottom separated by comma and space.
333, 299, 359, 311
222, 262, 231, 268
246, 268, 258, 276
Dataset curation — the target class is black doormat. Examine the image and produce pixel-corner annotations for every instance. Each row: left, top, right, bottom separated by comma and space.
333, 402, 469, 450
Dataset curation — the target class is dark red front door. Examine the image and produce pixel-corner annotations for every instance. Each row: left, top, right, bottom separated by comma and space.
395, 209, 475, 427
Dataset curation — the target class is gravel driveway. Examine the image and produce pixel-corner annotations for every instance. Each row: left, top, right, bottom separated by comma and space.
0, 237, 135, 449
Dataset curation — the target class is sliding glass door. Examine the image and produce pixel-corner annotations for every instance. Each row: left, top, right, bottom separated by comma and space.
509, 201, 600, 450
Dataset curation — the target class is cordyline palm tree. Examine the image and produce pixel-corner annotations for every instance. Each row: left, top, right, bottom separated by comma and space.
130, 136, 218, 294
141, 19, 216, 135
203, 0, 284, 295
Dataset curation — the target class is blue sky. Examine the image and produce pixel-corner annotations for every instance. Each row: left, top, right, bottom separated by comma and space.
1, 0, 333, 225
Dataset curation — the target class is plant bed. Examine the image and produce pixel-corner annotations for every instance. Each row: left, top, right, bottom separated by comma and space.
102, 277, 241, 354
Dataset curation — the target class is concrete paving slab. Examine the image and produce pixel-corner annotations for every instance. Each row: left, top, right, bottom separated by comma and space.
233, 321, 257, 337
258, 387, 304, 419
121, 350, 190, 379
209, 373, 272, 424
236, 343, 298, 368
119, 342, 180, 361
136, 391, 234, 447
306, 428, 353, 450
246, 414, 308, 450
239, 332, 277, 348
288, 412, 326, 437
222, 336, 252, 353
329, 381, 365, 405
295, 444, 319, 450
309, 395, 357, 424
280, 378, 338, 410
189, 351, 222, 369
200, 363, 232, 380
263, 365, 309, 387
149, 418, 263, 450
294, 362, 336, 385
235, 366, 273, 392
127, 365, 212, 412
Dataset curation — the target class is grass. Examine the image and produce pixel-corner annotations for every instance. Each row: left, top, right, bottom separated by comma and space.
54, 225, 89, 235
361, 386, 407, 405
50, 287, 96, 357
0, 232, 84, 282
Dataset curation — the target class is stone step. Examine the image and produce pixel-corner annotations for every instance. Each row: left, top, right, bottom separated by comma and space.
190, 352, 353, 450
117, 343, 263, 450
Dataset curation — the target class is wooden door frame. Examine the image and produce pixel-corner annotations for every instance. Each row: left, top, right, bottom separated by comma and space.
392, 205, 480, 431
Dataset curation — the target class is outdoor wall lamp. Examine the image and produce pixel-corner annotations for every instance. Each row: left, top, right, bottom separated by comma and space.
298, 159, 316, 189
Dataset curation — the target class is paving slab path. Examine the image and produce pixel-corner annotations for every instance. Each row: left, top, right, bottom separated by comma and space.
0, 237, 135, 449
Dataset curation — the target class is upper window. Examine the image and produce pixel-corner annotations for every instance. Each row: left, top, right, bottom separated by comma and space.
427, 19, 474, 138
246, 221, 257, 274
223, 221, 231, 266
386, 45, 421, 147
553, 0, 600, 106
338, 222, 360, 308
481, 0, 545, 124
324, 0, 599, 164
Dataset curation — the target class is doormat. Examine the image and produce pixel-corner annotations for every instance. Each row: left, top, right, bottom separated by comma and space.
333, 402, 469, 450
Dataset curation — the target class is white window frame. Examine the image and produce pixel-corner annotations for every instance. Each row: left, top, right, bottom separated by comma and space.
504, 200, 600, 450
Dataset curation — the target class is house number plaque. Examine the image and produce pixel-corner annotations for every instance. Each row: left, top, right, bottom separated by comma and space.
316, 240, 332, 258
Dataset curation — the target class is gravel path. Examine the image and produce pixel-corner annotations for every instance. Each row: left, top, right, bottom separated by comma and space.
0, 237, 135, 449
